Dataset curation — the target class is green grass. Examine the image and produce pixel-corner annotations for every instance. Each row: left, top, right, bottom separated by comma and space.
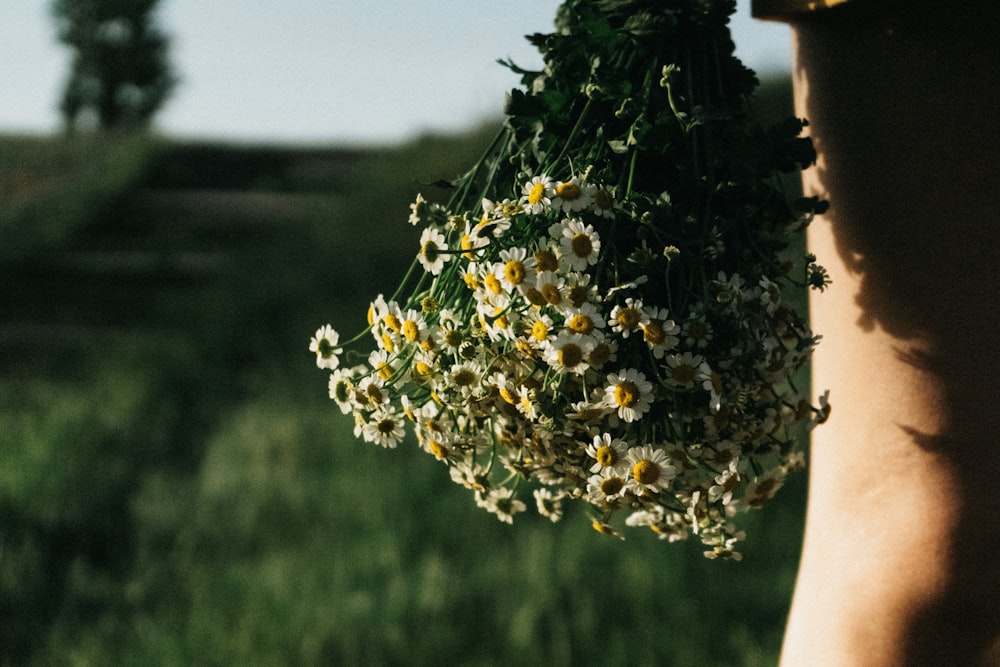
0, 132, 163, 263
1, 77, 807, 666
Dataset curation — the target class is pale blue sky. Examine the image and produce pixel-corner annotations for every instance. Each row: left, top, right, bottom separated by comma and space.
0, 1, 792, 145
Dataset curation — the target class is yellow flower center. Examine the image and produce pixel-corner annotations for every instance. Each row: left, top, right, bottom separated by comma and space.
599, 476, 624, 496
402, 319, 420, 342
499, 387, 517, 405
632, 459, 661, 485
589, 343, 611, 367
531, 320, 550, 342
558, 343, 583, 369
501, 201, 521, 217
527, 182, 546, 205
594, 188, 613, 210
316, 338, 336, 358
556, 182, 582, 200
367, 384, 385, 404
428, 439, 448, 459
421, 241, 439, 262
525, 288, 547, 307
535, 250, 558, 272
452, 369, 476, 387
377, 363, 393, 381
614, 380, 640, 407
504, 260, 526, 285
414, 361, 432, 377
643, 321, 664, 345
332, 380, 351, 403
384, 313, 401, 332
444, 329, 463, 347
381, 333, 395, 353
569, 285, 589, 307
484, 274, 503, 295
616, 307, 640, 330
595, 445, 617, 467
540, 283, 563, 305
568, 313, 594, 335
461, 234, 476, 259
571, 233, 593, 258
671, 364, 696, 386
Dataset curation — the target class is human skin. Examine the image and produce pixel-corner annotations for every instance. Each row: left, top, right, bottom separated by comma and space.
778, 3, 1000, 665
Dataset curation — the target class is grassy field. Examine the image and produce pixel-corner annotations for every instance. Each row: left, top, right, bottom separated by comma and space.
1, 77, 807, 666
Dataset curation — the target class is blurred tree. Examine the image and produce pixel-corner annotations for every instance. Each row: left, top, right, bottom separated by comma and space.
52, 0, 176, 132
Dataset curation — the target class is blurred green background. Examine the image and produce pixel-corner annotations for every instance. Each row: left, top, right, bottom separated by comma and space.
0, 79, 807, 667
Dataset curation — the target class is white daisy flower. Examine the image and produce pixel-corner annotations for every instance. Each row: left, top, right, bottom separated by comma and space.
640, 306, 679, 358
556, 218, 601, 271
682, 313, 714, 349
398, 309, 428, 345
591, 186, 618, 219
608, 298, 647, 338
544, 331, 595, 375
564, 301, 606, 338
665, 352, 704, 389
309, 324, 342, 370
533, 488, 565, 522
477, 487, 527, 524
553, 176, 595, 212
586, 470, 628, 505
361, 408, 406, 449
603, 368, 654, 422
697, 361, 723, 412
625, 445, 676, 495
520, 174, 556, 214
497, 246, 537, 293
533, 270, 568, 310
584, 432, 630, 474
417, 227, 450, 275
327, 366, 360, 414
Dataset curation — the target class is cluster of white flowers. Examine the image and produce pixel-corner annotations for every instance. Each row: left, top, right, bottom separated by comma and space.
311, 167, 829, 558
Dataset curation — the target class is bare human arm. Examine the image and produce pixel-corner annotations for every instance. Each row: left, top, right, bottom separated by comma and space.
757, 1, 1000, 664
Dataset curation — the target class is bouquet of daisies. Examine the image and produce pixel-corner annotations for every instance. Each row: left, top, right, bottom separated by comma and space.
310, 0, 829, 558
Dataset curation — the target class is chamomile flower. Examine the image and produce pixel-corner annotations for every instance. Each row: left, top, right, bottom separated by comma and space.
564, 301, 606, 339
555, 218, 601, 271
587, 470, 628, 505
418, 227, 450, 275
497, 247, 537, 293
544, 331, 595, 375
328, 366, 359, 414
553, 176, 594, 212
608, 298, 647, 338
697, 361, 723, 412
533, 488, 565, 522
447, 360, 483, 397
520, 175, 555, 214
665, 352, 704, 389
478, 487, 527, 524
585, 433, 629, 474
398, 309, 428, 345
309, 324, 342, 370
682, 313, 714, 349
604, 368, 654, 422
625, 445, 676, 495
361, 408, 406, 448
640, 306, 679, 358
590, 186, 618, 219
533, 271, 568, 310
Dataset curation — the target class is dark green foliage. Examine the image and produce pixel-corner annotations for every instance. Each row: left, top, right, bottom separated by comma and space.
52, 0, 176, 131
